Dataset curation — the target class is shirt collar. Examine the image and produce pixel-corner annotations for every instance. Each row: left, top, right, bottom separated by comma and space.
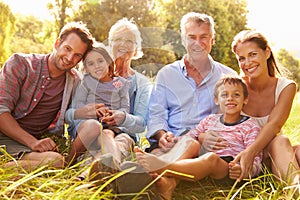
180, 54, 215, 80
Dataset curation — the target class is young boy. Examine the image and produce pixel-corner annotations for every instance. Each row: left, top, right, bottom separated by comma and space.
134, 76, 262, 199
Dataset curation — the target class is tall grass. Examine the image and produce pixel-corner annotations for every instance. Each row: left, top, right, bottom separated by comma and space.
0, 93, 299, 199
173, 92, 300, 199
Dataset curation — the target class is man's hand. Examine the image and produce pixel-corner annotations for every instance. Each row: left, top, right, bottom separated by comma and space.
30, 138, 58, 152
158, 131, 178, 153
199, 131, 228, 152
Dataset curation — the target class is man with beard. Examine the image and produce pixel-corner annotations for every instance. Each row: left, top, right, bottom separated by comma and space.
0, 21, 94, 170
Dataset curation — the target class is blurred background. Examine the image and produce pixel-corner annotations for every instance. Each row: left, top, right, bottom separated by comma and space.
1, 0, 300, 87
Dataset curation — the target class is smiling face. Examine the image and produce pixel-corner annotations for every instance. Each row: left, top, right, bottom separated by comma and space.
84, 50, 111, 82
110, 28, 137, 61
53, 33, 88, 73
183, 21, 214, 60
234, 41, 271, 79
215, 82, 248, 119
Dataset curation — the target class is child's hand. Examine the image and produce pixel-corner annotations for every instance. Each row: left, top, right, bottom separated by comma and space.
228, 161, 242, 180
101, 110, 125, 126
97, 107, 111, 119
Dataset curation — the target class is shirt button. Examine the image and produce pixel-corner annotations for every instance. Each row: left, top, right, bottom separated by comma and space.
33, 99, 37, 102
42, 85, 45, 89
42, 75, 45, 78
47, 77, 51, 81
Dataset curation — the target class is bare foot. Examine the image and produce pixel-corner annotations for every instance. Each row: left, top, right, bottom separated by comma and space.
153, 174, 177, 200
134, 146, 171, 173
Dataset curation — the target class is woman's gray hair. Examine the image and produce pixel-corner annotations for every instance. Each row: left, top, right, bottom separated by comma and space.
108, 18, 143, 60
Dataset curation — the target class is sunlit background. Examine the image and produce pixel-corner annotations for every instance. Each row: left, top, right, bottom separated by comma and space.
3, 0, 300, 57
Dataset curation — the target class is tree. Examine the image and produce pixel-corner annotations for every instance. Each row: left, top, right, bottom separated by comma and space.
47, 0, 74, 36
47, 0, 249, 75
155, 0, 248, 72
0, 2, 16, 67
73, 0, 174, 76
73, 0, 158, 42
277, 49, 300, 90
10, 15, 55, 55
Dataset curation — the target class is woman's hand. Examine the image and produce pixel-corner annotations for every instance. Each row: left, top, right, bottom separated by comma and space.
198, 131, 228, 152
97, 107, 111, 118
232, 148, 256, 181
100, 110, 125, 126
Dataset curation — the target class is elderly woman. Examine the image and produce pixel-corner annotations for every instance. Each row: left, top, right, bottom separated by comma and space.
68, 18, 152, 182
103, 18, 152, 142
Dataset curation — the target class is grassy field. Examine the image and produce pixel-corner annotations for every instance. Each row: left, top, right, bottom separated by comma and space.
0, 93, 299, 199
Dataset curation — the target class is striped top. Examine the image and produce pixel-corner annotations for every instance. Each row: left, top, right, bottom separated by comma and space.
189, 114, 262, 176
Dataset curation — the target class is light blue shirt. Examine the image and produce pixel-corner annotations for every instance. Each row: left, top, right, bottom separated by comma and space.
146, 56, 237, 142
65, 71, 152, 137
119, 71, 152, 135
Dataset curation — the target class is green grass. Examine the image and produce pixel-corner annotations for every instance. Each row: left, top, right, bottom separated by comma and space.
0, 93, 300, 200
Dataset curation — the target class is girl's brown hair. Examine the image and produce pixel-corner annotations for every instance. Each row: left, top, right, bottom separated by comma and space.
83, 43, 116, 78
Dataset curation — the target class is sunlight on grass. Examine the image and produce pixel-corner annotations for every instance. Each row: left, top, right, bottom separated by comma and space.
0, 93, 299, 199
283, 92, 300, 145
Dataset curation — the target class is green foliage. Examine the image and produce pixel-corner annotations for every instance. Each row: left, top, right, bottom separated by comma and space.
283, 93, 300, 145
10, 15, 55, 55
0, 2, 16, 67
133, 48, 177, 77
70, 0, 247, 76
47, 0, 74, 35
73, 0, 158, 42
277, 49, 300, 90
155, 0, 247, 72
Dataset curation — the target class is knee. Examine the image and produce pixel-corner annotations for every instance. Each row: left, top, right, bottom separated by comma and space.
188, 138, 200, 157
295, 145, 300, 154
203, 152, 220, 166
115, 133, 135, 148
45, 152, 65, 168
267, 135, 293, 157
82, 119, 100, 129
269, 135, 292, 150
179, 136, 200, 157
79, 119, 101, 134
102, 129, 115, 137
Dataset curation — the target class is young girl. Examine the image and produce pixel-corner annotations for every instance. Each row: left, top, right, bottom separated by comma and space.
134, 76, 262, 199
65, 43, 131, 165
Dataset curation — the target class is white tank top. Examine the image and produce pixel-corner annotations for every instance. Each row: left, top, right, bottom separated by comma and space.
241, 77, 295, 129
